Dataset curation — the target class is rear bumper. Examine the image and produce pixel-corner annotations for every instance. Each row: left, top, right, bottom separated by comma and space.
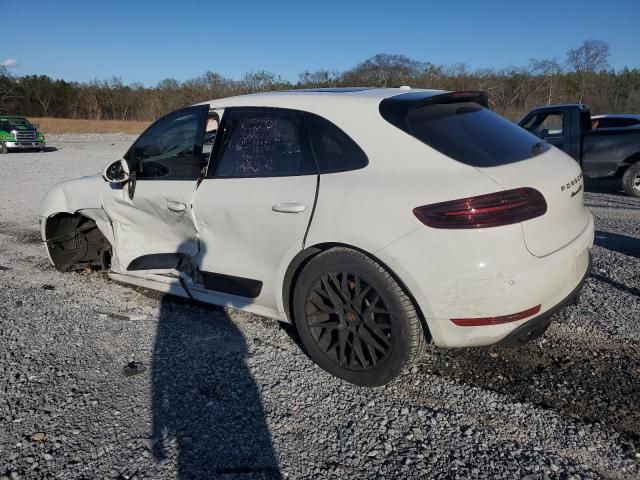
376, 212, 595, 347
498, 251, 591, 346
5, 141, 45, 149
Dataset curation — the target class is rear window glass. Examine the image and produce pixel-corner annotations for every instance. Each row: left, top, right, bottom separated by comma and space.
400, 102, 548, 167
215, 109, 316, 177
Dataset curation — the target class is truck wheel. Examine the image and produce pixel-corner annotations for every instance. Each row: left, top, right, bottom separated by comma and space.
292, 247, 427, 387
0, 142, 7, 154
622, 162, 640, 198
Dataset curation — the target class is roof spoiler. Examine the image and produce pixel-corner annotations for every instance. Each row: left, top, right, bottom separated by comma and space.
380, 90, 489, 132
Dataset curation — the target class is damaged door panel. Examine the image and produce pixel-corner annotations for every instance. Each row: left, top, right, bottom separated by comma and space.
101, 105, 209, 276
193, 107, 319, 311
103, 181, 201, 274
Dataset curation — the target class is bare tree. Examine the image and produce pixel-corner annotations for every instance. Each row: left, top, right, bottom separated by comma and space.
341, 54, 430, 87
2, 40, 639, 123
0, 66, 18, 114
20, 76, 56, 116
529, 58, 562, 105
566, 39, 610, 102
298, 69, 340, 88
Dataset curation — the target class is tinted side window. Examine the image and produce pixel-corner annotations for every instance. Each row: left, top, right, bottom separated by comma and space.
521, 111, 564, 137
597, 117, 640, 128
537, 113, 564, 136
215, 110, 316, 177
306, 114, 368, 173
127, 110, 204, 180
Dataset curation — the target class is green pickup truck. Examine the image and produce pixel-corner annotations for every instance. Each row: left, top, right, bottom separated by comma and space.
0, 116, 46, 153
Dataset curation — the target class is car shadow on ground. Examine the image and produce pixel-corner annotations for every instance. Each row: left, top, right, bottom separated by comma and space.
594, 230, 640, 259
150, 294, 282, 479
418, 336, 640, 448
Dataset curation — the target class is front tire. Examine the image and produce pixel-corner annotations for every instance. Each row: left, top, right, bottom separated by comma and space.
292, 247, 427, 387
622, 162, 640, 197
0, 142, 7, 154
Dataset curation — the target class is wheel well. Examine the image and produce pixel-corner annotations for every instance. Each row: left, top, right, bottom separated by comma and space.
623, 152, 640, 165
45, 212, 112, 272
282, 242, 432, 342
615, 152, 640, 177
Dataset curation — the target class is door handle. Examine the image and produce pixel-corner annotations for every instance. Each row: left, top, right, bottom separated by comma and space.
272, 202, 306, 214
167, 201, 187, 213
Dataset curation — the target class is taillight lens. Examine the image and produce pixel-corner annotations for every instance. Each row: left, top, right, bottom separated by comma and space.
413, 187, 547, 229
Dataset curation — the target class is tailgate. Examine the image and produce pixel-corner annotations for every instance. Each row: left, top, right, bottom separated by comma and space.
479, 147, 590, 257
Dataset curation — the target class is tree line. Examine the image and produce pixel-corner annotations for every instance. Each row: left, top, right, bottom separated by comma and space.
1, 40, 639, 122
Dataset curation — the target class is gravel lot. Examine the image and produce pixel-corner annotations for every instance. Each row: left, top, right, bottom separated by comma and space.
1, 134, 639, 479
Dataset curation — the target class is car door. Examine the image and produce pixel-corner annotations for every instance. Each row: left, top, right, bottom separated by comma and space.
102, 105, 209, 275
192, 107, 318, 311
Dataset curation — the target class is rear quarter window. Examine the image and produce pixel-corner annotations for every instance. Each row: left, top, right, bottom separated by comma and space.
385, 101, 548, 167
305, 114, 368, 173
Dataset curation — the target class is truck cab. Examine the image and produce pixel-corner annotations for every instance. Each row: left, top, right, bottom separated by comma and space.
519, 104, 589, 162
0, 116, 46, 153
519, 104, 640, 197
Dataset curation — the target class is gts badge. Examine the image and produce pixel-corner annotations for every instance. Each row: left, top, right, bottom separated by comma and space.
561, 173, 583, 197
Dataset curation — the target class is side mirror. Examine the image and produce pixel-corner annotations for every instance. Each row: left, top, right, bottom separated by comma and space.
103, 159, 130, 183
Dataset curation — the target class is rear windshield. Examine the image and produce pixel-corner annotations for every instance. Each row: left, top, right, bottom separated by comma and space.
396, 102, 548, 167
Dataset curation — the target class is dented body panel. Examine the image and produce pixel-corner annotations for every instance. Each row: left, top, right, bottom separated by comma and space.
193, 175, 318, 313
377, 214, 594, 347
101, 179, 200, 274
40, 175, 105, 219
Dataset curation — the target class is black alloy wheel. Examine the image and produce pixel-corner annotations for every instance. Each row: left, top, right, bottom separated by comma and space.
293, 247, 427, 387
305, 271, 394, 371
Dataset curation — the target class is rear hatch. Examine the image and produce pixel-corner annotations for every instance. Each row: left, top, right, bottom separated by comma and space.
380, 91, 590, 257
478, 148, 589, 256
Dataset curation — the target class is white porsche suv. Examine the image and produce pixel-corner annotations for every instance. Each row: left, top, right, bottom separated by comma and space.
40, 88, 594, 386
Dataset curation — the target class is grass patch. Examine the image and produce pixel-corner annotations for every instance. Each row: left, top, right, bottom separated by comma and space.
31, 117, 149, 134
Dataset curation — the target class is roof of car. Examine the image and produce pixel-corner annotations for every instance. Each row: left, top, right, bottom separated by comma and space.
199, 87, 448, 109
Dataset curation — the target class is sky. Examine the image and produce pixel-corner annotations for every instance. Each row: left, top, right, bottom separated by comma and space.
3, 0, 639, 86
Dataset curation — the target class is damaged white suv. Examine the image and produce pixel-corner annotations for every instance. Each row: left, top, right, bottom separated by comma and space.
40, 88, 594, 386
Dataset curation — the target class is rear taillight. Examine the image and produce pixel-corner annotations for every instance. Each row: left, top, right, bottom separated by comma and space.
413, 187, 547, 229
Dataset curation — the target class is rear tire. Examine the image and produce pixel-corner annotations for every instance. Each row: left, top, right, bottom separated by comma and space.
292, 247, 427, 387
622, 162, 640, 197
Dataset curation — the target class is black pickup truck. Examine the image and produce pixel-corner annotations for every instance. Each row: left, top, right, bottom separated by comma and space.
519, 104, 640, 197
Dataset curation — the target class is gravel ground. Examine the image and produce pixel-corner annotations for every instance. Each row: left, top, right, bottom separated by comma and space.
1, 134, 639, 479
